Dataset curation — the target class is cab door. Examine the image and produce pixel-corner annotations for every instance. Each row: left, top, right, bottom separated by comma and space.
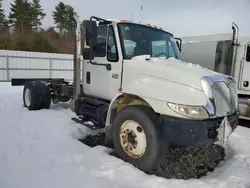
83, 25, 122, 100
239, 44, 250, 91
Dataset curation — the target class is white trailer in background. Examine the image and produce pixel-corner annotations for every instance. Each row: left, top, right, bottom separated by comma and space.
180, 23, 250, 120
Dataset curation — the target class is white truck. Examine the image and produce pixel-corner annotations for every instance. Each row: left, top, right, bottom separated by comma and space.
180, 23, 250, 120
11, 16, 239, 172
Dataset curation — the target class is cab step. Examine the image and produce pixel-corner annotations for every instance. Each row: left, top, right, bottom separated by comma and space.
71, 117, 104, 130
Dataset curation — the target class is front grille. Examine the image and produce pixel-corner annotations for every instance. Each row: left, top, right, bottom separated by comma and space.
212, 80, 237, 116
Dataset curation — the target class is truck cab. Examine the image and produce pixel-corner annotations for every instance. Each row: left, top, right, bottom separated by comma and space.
17, 16, 239, 173
82, 19, 182, 101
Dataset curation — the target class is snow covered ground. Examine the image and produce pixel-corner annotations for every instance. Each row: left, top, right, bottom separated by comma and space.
0, 82, 250, 188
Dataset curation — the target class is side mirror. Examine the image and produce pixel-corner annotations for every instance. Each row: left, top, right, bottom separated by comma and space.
175, 37, 182, 53
82, 48, 94, 60
82, 20, 97, 47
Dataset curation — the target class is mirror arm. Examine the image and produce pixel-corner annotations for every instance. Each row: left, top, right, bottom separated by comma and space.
175, 37, 182, 52
86, 16, 111, 70
90, 16, 111, 23
88, 17, 94, 64
87, 16, 110, 64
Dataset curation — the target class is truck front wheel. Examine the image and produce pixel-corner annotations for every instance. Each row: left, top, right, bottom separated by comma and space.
112, 105, 166, 172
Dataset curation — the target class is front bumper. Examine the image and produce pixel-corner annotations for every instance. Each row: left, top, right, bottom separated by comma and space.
159, 112, 239, 147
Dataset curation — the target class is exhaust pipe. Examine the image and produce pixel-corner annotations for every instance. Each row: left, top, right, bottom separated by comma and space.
230, 22, 239, 78
232, 22, 239, 44
70, 14, 82, 114
73, 14, 81, 101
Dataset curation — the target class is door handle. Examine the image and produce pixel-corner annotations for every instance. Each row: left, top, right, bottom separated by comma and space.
87, 61, 111, 71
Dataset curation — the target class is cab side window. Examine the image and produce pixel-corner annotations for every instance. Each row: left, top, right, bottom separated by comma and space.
94, 26, 107, 57
107, 26, 118, 62
246, 44, 250, 62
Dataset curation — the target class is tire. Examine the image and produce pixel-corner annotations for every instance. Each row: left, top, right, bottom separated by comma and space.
36, 81, 51, 109
23, 81, 43, 110
112, 105, 167, 172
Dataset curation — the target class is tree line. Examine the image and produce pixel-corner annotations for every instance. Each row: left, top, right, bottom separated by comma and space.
0, 0, 79, 54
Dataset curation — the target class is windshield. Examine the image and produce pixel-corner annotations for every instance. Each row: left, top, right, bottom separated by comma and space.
117, 23, 181, 60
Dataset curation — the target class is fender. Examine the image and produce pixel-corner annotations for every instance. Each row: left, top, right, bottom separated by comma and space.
104, 90, 197, 146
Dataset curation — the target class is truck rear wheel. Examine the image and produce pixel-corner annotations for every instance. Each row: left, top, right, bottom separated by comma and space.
23, 81, 51, 110
35, 81, 51, 109
23, 81, 42, 110
112, 105, 166, 172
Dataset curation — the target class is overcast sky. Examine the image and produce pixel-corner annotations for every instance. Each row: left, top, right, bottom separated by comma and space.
2, 0, 250, 37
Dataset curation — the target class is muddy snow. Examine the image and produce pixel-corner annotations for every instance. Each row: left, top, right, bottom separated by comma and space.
0, 82, 250, 188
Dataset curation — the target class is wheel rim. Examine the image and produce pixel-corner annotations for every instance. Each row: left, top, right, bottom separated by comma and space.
24, 88, 31, 107
119, 120, 147, 158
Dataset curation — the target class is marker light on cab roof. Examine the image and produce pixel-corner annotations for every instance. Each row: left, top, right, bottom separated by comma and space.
119, 20, 164, 31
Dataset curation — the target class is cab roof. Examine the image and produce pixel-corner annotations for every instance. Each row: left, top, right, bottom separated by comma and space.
103, 19, 173, 36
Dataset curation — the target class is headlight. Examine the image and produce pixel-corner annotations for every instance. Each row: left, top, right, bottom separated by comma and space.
168, 103, 209, 120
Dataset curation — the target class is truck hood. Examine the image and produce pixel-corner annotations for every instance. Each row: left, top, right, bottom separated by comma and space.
123, 55, 222, 91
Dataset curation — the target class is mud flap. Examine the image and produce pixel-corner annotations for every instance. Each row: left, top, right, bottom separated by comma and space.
215, 116, 233, 148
